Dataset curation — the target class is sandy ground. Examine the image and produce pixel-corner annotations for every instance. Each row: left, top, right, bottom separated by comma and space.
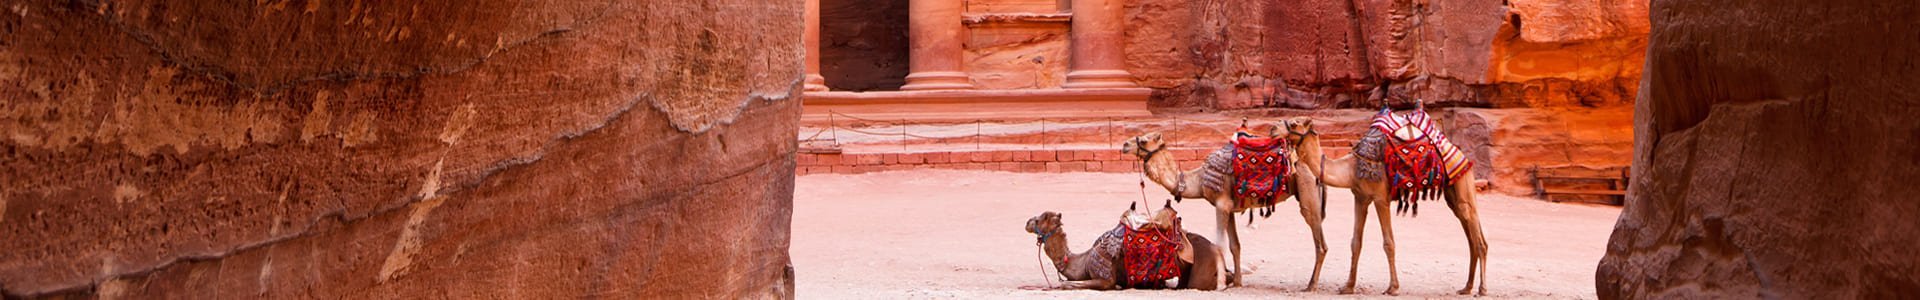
793, 170, 1621, 299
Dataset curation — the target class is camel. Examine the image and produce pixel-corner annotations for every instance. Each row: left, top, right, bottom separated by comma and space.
1022, 202, 1225, 290
1118, 117, 1330, 290
1318, 105, 1490, 296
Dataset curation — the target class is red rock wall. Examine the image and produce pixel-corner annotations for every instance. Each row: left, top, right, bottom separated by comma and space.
0, 1, 800, 298
1124, 0, 1647, 110
1596, 0, 1920, 298
964, 15, 1071, 90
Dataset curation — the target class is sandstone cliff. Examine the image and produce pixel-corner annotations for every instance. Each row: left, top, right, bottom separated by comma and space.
0, 1, 801, 298
1596, 0, 1920, 298
1125, 0, 1647, 110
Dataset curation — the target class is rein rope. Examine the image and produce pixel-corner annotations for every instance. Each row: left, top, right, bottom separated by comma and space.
1138, 145, 1182, 203
1035, 244, 1057, 289
1033, 227, 1063, 289
1138, 156, 1151, 208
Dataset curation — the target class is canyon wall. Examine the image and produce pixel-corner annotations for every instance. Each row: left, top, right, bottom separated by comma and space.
816, 0, 1646, 109
1596, 0, 1920, 298
0, 1, 801, 298
1124, 0, 1647, 110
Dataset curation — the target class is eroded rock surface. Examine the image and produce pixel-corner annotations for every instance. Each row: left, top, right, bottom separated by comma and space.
0, 1, 800, 298
1123, 0, 1647, 110
1596, 0, 1920, 298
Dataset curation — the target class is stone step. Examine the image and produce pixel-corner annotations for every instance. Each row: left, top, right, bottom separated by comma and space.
796, 147, 1349, 175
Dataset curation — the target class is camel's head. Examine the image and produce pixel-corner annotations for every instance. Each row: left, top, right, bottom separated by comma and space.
1280, 117, 1325, 178
1120, 132, 1168, 160
1280, 116, 1317, 142
1025, 211, 1064, 243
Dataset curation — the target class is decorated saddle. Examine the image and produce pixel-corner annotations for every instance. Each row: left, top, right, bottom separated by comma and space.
1227, 128, 1293, 211
1118, 221, 1184, 285
1367, 104, 1472, 215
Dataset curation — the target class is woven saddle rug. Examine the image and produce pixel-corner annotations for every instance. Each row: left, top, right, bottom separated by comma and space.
1118, 222, 1185, 285
1370, 107, 1472, 211
1228, 133, 1292, 211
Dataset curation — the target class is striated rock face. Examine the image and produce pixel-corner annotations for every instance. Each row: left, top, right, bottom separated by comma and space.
1434, 108, 1635, 196
964, 14, 1071, 90
1596, 0, 1920, 298
0, 1, 800, 298
1486, 0, 1647, 108
1123, 0, 1647, 110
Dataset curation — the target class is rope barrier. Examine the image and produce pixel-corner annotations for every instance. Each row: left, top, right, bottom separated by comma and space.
811, 110, 1257, 152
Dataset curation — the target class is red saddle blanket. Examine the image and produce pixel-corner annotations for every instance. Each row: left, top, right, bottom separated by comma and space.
1120, 223, 1184, 285
1371, 107, 1472, 204
1385, 139, 1445, 202
1230, 136, 1291, 206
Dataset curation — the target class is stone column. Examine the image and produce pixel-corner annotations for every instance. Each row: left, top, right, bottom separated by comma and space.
1063, 0, 1137, 88
900, 0, 974, 90
804, 0, 829, 91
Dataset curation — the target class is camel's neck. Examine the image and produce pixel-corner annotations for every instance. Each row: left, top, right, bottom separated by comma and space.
1141, 149, 1202, 199
1040, 232, 1074, 277
1293, 134, 1325, 178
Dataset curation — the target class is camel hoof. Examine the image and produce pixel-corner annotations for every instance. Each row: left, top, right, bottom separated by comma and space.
1338, 287, 1357, 295
1458, 287, 1473, 295
1299, 285, 1317, 292
1383, 286, 1400, 296
1478, 287, 1488, 296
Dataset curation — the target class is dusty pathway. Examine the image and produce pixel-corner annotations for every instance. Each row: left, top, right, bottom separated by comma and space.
793, 170, 1619, 299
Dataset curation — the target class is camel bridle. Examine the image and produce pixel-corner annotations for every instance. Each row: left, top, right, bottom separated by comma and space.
1033, 224, 1061, 245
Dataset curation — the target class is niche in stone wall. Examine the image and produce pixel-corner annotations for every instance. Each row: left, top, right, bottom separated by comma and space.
821, 0, 910, 91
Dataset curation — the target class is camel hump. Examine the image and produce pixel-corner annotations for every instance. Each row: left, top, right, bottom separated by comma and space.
1200, 145, 1234, 194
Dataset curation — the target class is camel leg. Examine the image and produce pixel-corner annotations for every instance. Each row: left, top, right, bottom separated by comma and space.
1339, 190, 1371, 294
1215, 207, 1243, 288
1295, 194, 1328, 292
1447, 183, 1490, 296
1373, 197, 1401, 296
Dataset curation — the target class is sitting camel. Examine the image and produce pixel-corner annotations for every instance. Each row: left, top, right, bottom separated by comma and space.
1023, 202, 1225, 290
1118, 117, 1330, 290
1319, 102, 1490, 295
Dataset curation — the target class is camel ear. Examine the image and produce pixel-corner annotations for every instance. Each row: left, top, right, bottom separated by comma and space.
1130, 202, 1138, 212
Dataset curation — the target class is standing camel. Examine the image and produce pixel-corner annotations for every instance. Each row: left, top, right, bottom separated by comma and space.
1319, 104, 1490, 296
1118, 117, 1330, 290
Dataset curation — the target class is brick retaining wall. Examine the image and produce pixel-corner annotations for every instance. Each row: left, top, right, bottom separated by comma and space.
796, 148, 1209, 175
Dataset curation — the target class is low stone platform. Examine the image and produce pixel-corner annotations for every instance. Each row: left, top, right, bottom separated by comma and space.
801, 88, 1154, 123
